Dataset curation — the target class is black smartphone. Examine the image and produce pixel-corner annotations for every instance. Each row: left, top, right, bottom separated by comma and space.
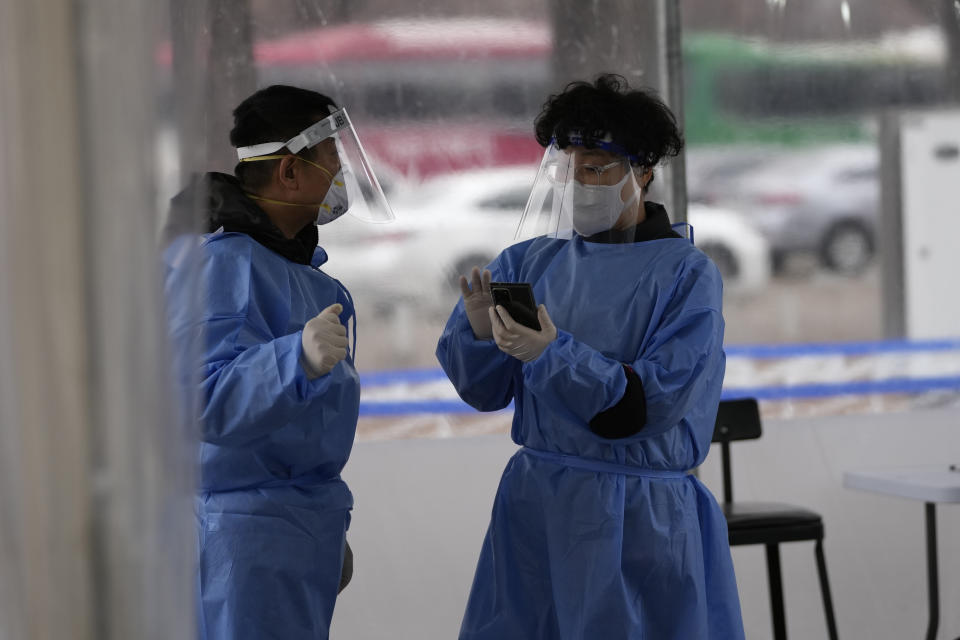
489, 282, 541, 331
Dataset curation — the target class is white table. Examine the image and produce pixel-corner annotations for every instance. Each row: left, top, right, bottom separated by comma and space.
843, 466, 960, 640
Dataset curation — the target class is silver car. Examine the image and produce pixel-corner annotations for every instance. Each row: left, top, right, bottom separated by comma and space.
707, 144, 878, 274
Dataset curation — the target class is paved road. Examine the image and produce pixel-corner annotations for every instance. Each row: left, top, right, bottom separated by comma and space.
723, 265, 881, 344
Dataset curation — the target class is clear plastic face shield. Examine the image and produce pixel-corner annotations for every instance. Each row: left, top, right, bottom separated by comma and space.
235, 107, 395, 225
515, 136, 646, 241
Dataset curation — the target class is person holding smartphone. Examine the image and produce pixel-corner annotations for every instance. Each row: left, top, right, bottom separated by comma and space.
435, 74, 744, 639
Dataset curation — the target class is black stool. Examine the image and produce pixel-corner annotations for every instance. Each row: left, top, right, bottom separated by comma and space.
713, 398, 839, 640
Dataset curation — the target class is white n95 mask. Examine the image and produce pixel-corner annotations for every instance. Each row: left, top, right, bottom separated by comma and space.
571, 171, 639, 237
316, 167, 349, 225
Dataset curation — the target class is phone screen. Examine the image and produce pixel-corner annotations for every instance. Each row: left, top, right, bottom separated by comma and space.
489, 282, 541, 331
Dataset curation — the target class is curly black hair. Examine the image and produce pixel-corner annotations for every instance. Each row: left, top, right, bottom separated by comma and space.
534, 74, 683, 168
230, 85, 338, 188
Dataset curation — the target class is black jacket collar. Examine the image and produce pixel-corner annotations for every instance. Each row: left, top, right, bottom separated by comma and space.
583, 201, 681, 244
165, 172, 318, 265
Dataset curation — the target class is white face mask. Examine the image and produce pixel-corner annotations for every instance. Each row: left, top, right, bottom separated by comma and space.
571, 171, 639, 237
316, 167, 349, 225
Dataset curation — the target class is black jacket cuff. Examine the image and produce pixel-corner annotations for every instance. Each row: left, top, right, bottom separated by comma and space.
589, 364, 647, 439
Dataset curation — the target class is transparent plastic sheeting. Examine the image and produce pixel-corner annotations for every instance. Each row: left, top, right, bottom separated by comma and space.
1, 0, 196, 638
160, 4, 960, 640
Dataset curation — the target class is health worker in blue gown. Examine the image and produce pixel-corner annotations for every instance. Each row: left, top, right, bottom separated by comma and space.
436, 75, 745, 640
163, 85, 394, 640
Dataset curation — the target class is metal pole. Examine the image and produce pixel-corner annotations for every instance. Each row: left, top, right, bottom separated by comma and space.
169, 0, 255, 178
878, 112, 905, 339
659, 0, 687, 224
548, 0, 656, 91
205, 0, 257, 173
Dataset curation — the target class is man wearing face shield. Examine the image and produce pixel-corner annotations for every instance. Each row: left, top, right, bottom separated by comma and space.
163, 85, 393, 640
436, 75, 744, 639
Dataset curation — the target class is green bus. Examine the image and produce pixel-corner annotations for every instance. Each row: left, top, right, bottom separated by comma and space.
683, 30, 949, 146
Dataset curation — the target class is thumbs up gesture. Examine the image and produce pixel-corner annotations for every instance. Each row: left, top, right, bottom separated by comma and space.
301, 303, 348, 378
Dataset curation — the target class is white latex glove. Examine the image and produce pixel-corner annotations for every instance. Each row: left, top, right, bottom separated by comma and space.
458, 266, 494, 340
489, 303, 558, 362
301, 303, 348, 379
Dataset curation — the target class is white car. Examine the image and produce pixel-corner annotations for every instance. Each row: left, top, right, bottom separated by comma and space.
319, 166, 771, 311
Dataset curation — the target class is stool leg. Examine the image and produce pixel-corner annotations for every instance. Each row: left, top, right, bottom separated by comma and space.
766, 543, 787, 640
814, 539, 839, 640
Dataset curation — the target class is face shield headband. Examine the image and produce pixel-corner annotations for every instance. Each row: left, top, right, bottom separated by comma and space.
562, 133, 642, 166
235, 108, 350, 160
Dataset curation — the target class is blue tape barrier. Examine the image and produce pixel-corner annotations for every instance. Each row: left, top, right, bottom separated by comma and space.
360, 399, 510, 417
356, 338, 960, 415
724, 338, 960, 359
359, 375, 960, 416
360, 367, 449, 387
359, 338, 960, 390
720, 375, 960, 402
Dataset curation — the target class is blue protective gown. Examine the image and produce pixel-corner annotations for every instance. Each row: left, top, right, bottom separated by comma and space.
165, 229, 359, 640
436, 234, 745, 640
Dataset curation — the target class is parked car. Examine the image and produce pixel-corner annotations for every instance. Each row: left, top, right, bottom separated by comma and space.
319, 166, 771, 311
706, 144, 879, 274
687, 145, 783, 205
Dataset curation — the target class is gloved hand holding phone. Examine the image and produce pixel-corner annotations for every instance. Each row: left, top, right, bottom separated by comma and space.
489, 303, 557, 362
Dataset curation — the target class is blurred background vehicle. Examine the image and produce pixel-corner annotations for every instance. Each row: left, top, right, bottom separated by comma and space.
702, 144, 879, 274
686, 145, 782, 204
320, 166, 771, 313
